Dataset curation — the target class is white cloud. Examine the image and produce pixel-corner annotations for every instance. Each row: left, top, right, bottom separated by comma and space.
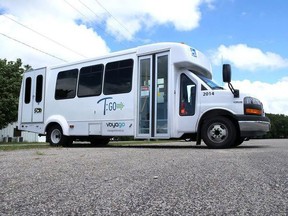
0, 0, 212, 67
203, 0, 216, 10
231, 78, 288, 115
211, 44, 288, 71
90, 0, 206, 40
211, 44, 288, 115
0, 0, 110, 67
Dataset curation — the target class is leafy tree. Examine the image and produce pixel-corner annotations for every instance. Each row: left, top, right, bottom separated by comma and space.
265, 113, 288, 138
0, 59, 27, 129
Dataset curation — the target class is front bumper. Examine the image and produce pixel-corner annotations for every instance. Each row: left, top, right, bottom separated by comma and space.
236, 115, 271, 137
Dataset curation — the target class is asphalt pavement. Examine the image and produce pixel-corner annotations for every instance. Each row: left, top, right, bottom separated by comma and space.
1, 139, 287, 215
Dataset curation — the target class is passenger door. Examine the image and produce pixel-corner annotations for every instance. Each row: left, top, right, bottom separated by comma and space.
21, 68, 45, 123
137, 53, 169, 138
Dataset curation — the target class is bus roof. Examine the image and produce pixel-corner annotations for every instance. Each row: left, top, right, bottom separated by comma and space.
49, 42, 212, 79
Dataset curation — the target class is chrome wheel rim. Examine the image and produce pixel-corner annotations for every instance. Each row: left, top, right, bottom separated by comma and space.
51, 129, 61, 144
207, 123, 228, 143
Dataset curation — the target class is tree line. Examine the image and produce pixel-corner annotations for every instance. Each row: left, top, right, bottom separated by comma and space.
264, 113, 288, 138
0, 58, 287, 138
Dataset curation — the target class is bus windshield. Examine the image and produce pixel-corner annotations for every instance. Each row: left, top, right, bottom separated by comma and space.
197, 74, 223, 90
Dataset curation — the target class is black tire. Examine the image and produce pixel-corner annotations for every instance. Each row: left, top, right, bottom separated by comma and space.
47, 125, 72, 147
232, 137, 245, 147
201, 116, 236, 149
90, 137, 110, 147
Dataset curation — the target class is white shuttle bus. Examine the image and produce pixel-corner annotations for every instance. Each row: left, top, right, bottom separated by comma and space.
18, 42, 270, 148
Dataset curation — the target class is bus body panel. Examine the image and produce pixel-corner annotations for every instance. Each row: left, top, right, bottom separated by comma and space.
44, 53, 137, 137
17, 42, 270, 146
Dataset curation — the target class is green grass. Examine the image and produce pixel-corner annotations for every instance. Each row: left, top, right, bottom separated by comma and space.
0, 142, 51, 151
35, 150, 46, 155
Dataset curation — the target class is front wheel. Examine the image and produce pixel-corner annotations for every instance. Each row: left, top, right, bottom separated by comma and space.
232, 137, 246, 147
47, 125, 72, 147
201, 116, 236, 149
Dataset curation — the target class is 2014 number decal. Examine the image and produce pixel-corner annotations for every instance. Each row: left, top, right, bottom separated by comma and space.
203, 92, 215, 96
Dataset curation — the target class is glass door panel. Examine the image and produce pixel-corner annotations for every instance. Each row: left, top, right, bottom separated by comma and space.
138, 57, 152, 135
155, 54, 168, 136
137, 53, 169, 138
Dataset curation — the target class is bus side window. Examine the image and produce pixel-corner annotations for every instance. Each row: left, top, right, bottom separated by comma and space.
103, 59, 133, 95
55, 69, 78, 100
78, 64, 104, 97
180, 74, 196, 116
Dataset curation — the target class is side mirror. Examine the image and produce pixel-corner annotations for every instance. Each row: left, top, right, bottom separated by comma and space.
223, 64, 231, 83
222, 64, 239, 98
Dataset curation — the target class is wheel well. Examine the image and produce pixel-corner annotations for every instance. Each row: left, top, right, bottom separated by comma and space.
197, 109, 240, 142
45, 122, 61, 134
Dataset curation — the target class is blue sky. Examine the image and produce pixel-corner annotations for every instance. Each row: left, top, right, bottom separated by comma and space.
0, 0, 287, 114
118, 0, 288, 84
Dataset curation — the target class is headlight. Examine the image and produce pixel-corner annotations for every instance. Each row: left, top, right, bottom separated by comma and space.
244, 97, 263, 116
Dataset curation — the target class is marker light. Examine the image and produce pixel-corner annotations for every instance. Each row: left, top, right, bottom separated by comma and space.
245, 108, 262, 115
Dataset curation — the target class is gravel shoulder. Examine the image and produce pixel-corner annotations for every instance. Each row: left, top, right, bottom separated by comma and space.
1, 139, 287, 215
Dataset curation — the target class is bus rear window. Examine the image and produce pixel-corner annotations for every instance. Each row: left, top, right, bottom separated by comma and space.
24, 77, 32, 104
35, 75, 43, 103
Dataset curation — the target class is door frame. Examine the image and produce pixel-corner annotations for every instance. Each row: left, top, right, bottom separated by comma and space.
136, 52, 170, 138
21, 68, 46, 123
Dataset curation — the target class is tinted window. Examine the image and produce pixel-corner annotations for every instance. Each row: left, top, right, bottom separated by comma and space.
24, 77, 32, 104
35, 75, 43, 103
78, 64, 103, 97
180, 74, 196, 116
55, 69, 78, 100
104, 59, 133, 95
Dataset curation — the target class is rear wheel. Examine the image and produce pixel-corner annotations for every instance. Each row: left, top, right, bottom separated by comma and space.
201, 116, 236, 149
90, 137, 110, 147
47, 125, 72, 147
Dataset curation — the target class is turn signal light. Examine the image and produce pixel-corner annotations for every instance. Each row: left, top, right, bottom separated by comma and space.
245, 108, 262, 115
